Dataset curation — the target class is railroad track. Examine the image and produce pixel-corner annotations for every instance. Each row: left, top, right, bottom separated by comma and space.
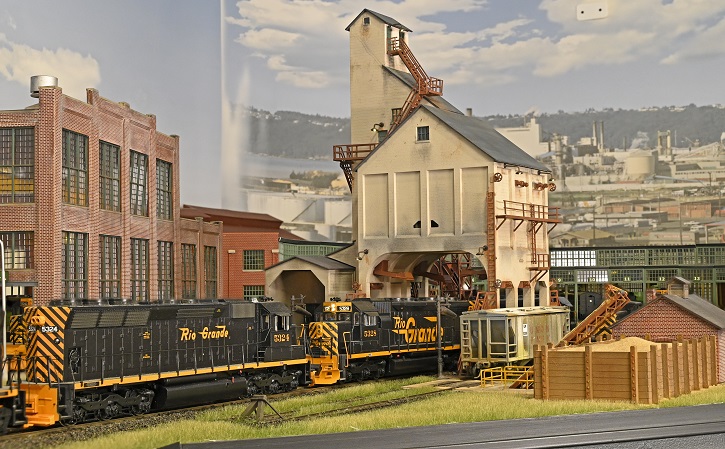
0, 385, 337, 449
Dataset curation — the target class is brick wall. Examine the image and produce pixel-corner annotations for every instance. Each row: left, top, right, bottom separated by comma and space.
0, 85, 221, 305
612, 298, 723, 383
223, 232, 280, 299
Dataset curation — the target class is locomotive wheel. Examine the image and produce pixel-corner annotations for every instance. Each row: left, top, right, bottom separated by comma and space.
267, 380, 280, 394
247, 384, 258, 397
100, 401, 121, 420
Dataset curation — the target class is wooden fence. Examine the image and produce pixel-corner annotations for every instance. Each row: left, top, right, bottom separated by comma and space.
533, 336, 718, 404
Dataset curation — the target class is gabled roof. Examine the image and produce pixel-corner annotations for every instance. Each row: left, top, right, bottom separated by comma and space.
345, 9, 412, 32
356, 105, 551, 173
615, 293, 725, 330
383, 67, 460, 114
267, 255, 355, 271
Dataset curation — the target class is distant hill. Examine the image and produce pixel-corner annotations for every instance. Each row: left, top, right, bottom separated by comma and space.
245, 108, 350, 159
484, 105, 725, 150
244, 104, 725, 159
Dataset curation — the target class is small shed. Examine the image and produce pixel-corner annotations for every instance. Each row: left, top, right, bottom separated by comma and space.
611, 279, 725, 383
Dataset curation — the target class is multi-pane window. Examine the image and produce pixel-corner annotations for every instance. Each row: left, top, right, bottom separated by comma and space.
551, 250, 596, 267
131, 238, 149, 302
243, 250, 265, 271
243, 285, 265, 300
62, 231, 87, 299
130, 151, 148, 216
156, 160, 173, 220
416, 126, 429, 141
576, 269, 608, 283
182, 244, 197, 299
204, 246, 217, 298
99, 141, 120, 211
99, 235, 121, 298
158, 241, 174, 301
62, 130, 88, 206
0, 127, 34, 203
0, 232, 34, 269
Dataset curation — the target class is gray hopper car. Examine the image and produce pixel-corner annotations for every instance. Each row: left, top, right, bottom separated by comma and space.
459, 306, 570, 374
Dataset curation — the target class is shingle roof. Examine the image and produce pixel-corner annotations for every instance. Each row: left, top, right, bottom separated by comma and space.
345, 9, 412, 32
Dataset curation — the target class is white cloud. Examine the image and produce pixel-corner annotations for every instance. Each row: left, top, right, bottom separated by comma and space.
235, 28, 303, 51
0, 34, 100, 99
228, 0, 725, 92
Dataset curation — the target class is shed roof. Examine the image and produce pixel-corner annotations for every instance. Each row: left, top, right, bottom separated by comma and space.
345, 9, 412, 32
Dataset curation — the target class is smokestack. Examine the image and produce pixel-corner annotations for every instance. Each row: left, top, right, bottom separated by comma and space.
466, 108, 473, 117
599, 121, 604, 151
592, 121, 597, 147
30, 75, 58, 98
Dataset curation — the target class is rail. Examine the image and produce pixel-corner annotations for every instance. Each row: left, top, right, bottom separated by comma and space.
332, 143, 376, 162
498, 201, 561, 222
479, 365, 533, 389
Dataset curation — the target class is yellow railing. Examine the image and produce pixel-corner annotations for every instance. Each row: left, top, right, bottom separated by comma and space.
479, 366, 533, 389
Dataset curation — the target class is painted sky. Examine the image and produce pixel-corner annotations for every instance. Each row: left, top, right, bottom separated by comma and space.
2, 1, 725, 207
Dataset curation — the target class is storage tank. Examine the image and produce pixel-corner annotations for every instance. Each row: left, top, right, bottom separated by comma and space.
624, 150, 656, 180
460, 306, 570, 374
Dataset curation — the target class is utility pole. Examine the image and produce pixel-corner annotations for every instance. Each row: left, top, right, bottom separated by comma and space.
436, 297, 443, 379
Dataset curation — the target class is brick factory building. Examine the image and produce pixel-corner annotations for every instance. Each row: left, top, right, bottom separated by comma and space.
180, 205, 301, 300
0, 76, 222, 305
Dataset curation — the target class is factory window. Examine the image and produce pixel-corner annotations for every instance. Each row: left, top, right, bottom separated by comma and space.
363, 17, 370, 25
158, 241, 174, 301
182, 244, 197, 299
243, 250, 265, 271
62, 231, 88, 299
62, 129, 88, 206
156, 159, 173, 220
99, 141, 120, 211
416, 126, 429, 142
551, 250, 595, 268
99, 235, 121, 298
0, 231, 34, 269
130, 238, 149, 302
576, 269, 608, 283
204, 246, 218, 298
244, 285, 265, 301
130, 151, 148, 216
0, 127, 34, 204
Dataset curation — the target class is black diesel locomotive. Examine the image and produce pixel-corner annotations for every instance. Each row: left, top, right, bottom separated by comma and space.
17, 298, 307, 427
307, 297, 469, 385
3, 296, 469, 431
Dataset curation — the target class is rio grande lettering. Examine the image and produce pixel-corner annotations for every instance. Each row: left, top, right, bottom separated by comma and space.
391, 317, 441, 343
179, 325, 229, 341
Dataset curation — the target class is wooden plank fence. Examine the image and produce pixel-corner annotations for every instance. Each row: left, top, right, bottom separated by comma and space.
534, 336, 718, 404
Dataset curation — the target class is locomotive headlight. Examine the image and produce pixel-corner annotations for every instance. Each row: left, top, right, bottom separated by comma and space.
54, 338, 61, 344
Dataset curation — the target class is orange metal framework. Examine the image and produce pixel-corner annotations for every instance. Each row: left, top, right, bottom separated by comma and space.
387, 37, 443, 133
333, 36, 443, 191
495, 200, 562, 283
556, 284, 631, 347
